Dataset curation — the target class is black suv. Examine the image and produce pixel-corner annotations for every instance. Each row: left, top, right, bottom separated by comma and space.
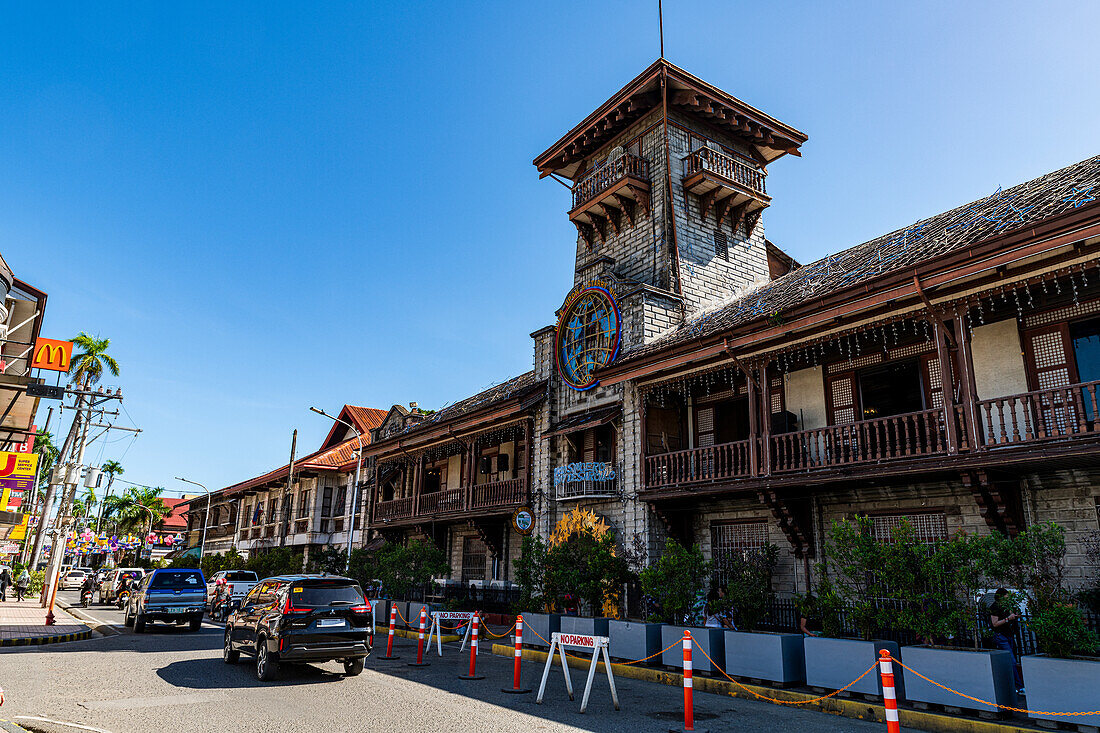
223, 574, 372, 680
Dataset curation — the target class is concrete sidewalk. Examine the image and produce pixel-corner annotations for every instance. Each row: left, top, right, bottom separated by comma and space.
0, 598, 91, 647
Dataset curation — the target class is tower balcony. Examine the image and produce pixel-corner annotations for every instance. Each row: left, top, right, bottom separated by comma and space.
682, 147, 770, 232
569, 152, 651, 248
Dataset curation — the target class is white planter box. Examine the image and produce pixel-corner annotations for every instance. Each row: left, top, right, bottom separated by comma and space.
804, 637, 902, 698
406, 601, 430, 630
1022, 654, 1100, 727
902, 646, 1015, 713
724, 631, 805, 684
560, 616, 610, 638
661, 626, 725, 674
609, 620, 663, 664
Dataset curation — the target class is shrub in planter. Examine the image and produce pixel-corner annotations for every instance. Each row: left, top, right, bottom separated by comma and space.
640, 540, 710, 625
716, 544, 778, 631
900, 645, 1013, 712
514, 535, 547, 613
544, 532, 630, 618
1030, 603, 1099, 659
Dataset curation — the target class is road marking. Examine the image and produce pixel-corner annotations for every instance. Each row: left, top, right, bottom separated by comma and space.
15, 715, 115, 733
81, 692, 222, 710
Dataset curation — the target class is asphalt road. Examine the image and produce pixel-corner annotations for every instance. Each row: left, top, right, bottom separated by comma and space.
1, 598, 914, 733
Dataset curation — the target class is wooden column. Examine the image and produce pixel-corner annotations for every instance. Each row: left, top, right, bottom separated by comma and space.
954, 310, 981, 451
412, 456, 423, 517
934, 321, 960, 454
523, 419, 532, 504
760, 365, 773, 476
747, 364, 761, 476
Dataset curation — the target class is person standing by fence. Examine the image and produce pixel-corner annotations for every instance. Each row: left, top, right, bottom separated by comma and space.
989, 588, 1025, 696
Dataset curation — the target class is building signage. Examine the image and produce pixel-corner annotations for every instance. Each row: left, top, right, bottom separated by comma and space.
553, 462, 616, 485
511, 507, 534, 535
554, 280, 621, 391
30, 338, 73, 372
0, 451, 38, 511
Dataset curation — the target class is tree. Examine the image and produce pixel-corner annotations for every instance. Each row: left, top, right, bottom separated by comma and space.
104, 486, 168, 535
375, 540, 450, 599
68, 332, 120, 388
514, 535, 548, 612
822, 517, 895, 640
718, 544, 779, 631
544, 532, 631, 617
640, 540, 711, 625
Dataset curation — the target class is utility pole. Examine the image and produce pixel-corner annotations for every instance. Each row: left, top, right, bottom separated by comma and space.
281, 429, 297, 547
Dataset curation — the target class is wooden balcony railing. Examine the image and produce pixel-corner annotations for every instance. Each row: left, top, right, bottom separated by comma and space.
375, 496, 415, 521
771, 407, 947, 472
554, 462, 621, 500
645, 443, 752, 489
682, 147, 766, 197
977, 379, 1100, 446
471, 476, 526, 509
572, 153, 649, 210
421, 486, 465, 514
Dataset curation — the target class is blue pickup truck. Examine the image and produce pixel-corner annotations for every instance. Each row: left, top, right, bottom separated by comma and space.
124, 568, 207, 633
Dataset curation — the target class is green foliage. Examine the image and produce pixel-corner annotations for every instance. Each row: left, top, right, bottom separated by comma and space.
797, 574, 846, 638
543, 532, 631, 617
166, 555, 200, 569
1030, 603, 1100, 658
640, 540, 710, 625
67, 332, 120, 387
823, 517, 895, 639
514, 535, 547, 612
718, 544, 779, 631
197, 548, 247, 576
26, 570, 45, 596
346, 547, 380, 590
374, 540, 449, 599
308, 546, 348, 575
983, 522, 1068, 612
245, 548, 304, 578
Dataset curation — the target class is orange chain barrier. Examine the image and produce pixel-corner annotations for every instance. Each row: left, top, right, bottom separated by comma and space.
693, 644, 879, 706
889, 656, 1100, 717
482, 621, 518, 638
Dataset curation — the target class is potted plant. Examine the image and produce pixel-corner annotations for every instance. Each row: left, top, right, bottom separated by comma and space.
640, 540, 724, 673
543, 532, 630, 641
720, 545, 805, 684
802, 519, 903, 697
514, 536, 558, 649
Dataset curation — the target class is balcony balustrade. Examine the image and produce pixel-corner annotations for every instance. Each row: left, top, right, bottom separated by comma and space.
372, 475, 527, 525
571, 153, 650, 211
553, 462, 620, 500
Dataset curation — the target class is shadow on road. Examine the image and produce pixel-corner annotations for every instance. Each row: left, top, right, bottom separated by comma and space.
157, 656, 350, 689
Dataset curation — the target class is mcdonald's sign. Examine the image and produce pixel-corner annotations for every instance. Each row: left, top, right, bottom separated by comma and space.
31, 338, 73, 372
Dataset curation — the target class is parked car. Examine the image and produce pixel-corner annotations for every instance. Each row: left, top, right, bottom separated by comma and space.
124, 568, 207, 633
223, 574, 372, 681
99, 568, 145, 604
60, 569, 89, 591
206, 570, 259, 616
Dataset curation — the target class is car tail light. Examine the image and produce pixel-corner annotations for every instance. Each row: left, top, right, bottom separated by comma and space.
350, 605, 370, 614
279, 637, 285, 652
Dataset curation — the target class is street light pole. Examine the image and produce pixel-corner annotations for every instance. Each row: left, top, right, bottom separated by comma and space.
310, 407, 363, 574
174, 477, 211, 558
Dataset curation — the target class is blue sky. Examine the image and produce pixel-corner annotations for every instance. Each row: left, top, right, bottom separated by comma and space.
2, 1, 1097, 496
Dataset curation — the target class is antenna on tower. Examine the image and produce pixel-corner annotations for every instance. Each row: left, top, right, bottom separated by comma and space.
658, 0, 665, 58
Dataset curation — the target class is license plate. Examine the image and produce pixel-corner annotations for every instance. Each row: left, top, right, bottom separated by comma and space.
317, 618, 345, 628
167, 607, 188, 614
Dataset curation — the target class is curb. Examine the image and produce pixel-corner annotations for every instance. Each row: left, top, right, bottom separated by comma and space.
0, 626, 92, 647
0, 721, 30, 732
490, 644, 1038, 733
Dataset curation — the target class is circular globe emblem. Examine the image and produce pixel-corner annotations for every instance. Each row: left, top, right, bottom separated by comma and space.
555, 285, 621, 391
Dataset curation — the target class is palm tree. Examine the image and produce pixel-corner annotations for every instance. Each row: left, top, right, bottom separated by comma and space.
104, 486, 168, 535
95, 460, 124, 532
67, 333, 120, 389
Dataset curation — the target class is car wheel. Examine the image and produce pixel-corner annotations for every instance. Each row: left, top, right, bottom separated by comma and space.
343, 658, 364, 676
223, 629, 240, 664
134, 614, 147, 633
256, 638, 280, 681
190, 618, 202, 632
124, 607, 134, 627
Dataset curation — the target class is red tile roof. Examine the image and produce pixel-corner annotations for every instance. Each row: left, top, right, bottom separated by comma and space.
158, 497, 189, 530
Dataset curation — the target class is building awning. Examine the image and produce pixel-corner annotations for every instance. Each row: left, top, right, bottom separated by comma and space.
544, 405, 621, 438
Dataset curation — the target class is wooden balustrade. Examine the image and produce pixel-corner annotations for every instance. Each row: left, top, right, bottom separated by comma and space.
471, 476, 526, 509
374, 496, 415, 521
770, 408, 947, 472
682, 147, 766, 196
644, 440, 751, 488
420, 486, 465, 514
571, 153, 649, 210
977, 379, 1100, 446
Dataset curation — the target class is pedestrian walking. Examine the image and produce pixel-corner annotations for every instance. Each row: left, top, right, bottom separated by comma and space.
989, 588, 1025, 696
0, 566, 11, 602
14, 569, 29, 602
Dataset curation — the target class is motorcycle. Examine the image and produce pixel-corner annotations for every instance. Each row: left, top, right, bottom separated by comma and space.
116, 590, 131, 610
81, 588, 93, 608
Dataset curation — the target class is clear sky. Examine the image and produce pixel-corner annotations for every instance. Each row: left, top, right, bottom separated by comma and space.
2, 1, 1097, 496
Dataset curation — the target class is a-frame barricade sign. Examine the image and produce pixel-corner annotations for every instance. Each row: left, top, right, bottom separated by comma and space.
536, 632, 620, 714
424, 610, 475, 656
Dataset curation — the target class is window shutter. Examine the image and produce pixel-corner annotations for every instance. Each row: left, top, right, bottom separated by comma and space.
696, 406, 715, 447
714, 231, 728, 261
1025, 325, 1079, 435
827, 374, 857, 425
583, 429, 596, 462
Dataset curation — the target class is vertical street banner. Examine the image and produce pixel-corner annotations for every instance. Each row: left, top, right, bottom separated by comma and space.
0, 451, 39, 511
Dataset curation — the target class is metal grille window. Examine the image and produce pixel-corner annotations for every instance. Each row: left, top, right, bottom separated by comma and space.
870, 513, 948, 544
711, 521, 767, 586
321, 486, 333, 517
461, 536, 487, 583
714, 231, 728, 261
297, 490, 311, 518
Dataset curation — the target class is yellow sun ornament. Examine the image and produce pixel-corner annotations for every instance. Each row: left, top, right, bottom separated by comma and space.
549, 507, 621, 618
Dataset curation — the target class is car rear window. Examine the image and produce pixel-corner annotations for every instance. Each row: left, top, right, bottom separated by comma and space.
288, 581, 364, 608
224, 571, 257, 581
149, 570, 204, 590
